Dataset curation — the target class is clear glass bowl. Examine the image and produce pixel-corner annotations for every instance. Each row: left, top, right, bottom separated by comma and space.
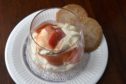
25, 8, 87, 82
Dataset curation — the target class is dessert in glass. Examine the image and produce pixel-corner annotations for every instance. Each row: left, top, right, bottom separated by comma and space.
26, 8, 87, 82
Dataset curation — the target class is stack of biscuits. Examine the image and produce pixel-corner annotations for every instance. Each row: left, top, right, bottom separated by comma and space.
56, 4, 103, 52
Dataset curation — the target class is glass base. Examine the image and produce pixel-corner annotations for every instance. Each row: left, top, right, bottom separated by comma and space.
23, 38, 89, 82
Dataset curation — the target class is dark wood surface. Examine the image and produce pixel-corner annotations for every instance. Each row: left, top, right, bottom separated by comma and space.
0, 0, 126, 84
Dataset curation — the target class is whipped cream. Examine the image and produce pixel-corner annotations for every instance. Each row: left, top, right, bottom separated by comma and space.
32, 55, 76, 72
54, 23, 80, 51
30, 23, 80, 71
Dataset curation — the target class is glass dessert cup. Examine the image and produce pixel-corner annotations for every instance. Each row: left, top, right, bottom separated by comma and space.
26, 8, 87, 82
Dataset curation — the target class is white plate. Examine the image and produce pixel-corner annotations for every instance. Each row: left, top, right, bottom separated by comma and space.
5, 10, 108, 84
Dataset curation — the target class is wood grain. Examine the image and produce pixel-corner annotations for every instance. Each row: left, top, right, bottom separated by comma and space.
0, 0, 126, 84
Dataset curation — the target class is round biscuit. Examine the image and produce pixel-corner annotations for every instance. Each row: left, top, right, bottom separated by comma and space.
56, 4, 88, 24
82, 17, 103, 52
63, 4, 88, 19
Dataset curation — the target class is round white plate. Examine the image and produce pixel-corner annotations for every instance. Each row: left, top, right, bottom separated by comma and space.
5, 10, 108, 84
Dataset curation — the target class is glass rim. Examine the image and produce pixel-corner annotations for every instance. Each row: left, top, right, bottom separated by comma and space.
30, 7, 83, 54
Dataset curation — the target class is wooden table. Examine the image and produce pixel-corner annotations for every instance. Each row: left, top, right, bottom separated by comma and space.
0, 0, 126, 84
